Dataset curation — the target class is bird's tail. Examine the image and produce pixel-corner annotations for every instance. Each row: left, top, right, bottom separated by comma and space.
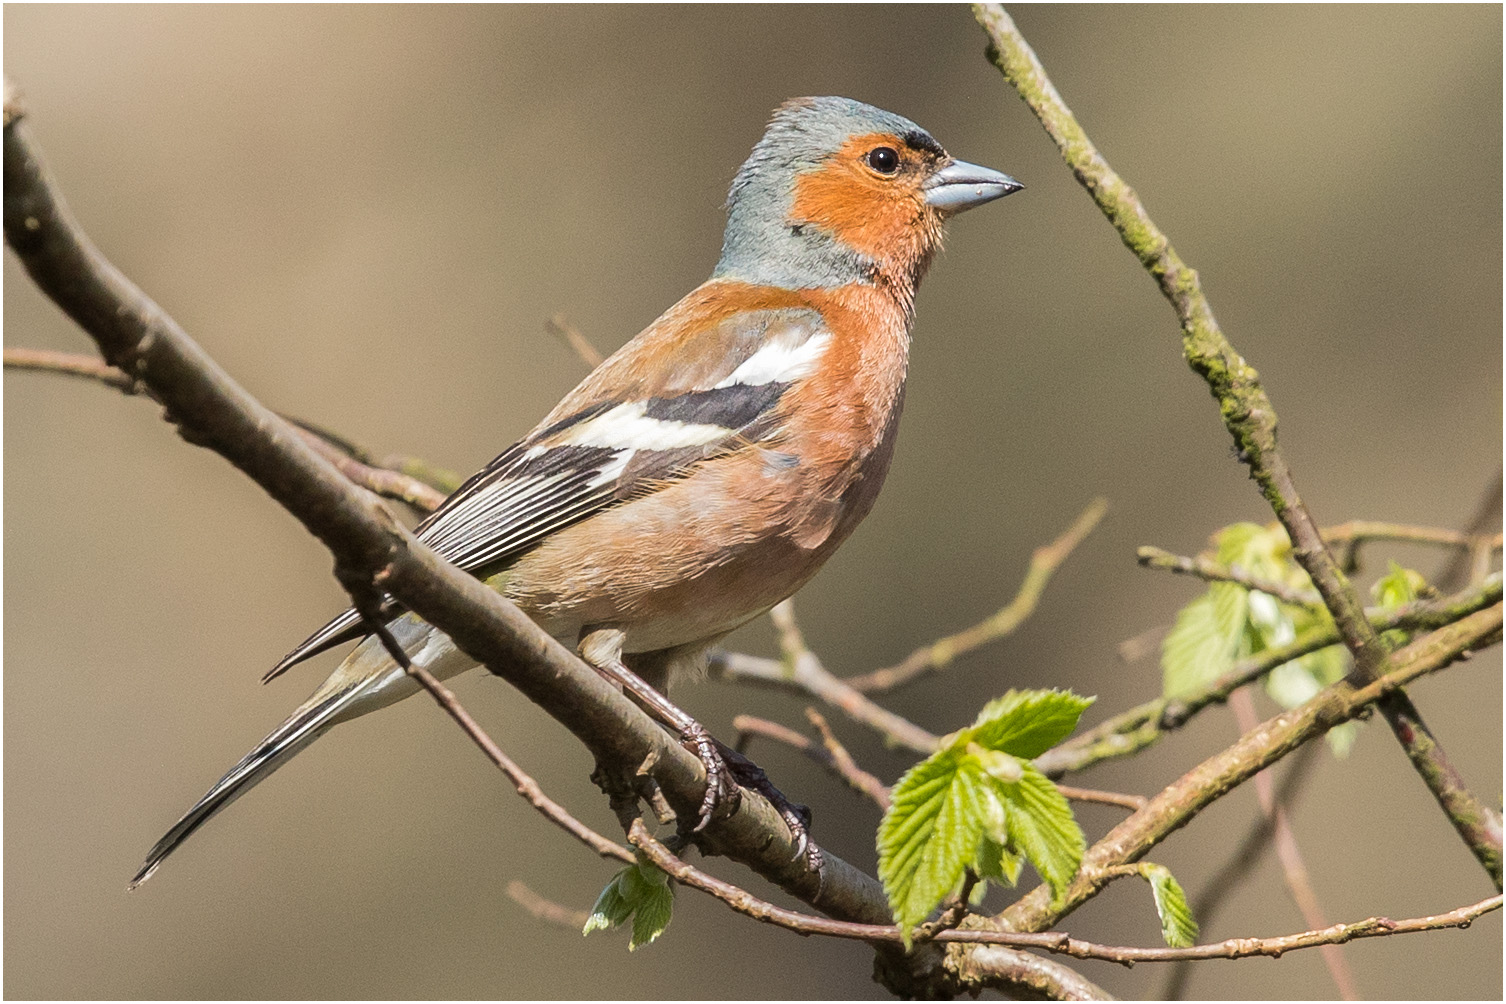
129, 614, 468, 889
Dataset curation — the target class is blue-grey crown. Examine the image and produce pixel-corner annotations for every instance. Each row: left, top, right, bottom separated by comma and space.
712, 97, 940, 290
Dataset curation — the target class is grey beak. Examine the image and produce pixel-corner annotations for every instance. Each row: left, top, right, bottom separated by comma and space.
924, 159, 1023, 213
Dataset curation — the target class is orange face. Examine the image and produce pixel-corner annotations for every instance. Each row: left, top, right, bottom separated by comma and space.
789, 132, 947, 284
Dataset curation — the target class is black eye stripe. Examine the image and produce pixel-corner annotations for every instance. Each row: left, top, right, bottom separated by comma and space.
866, 146, 899, 174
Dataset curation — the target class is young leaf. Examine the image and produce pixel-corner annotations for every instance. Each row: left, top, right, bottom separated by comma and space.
1140, 863, 1199, 947
878, 750, 990, 937
1161, 581, 1248, 697
969, 689, 1096, 758
582, 866, 634, 936
973, 834, 1023, 887
998, 765, 1085, 899
582, 859, 675, 950
629, 868, 674, 951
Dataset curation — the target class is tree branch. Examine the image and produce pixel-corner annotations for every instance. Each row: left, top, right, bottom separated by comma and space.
1136, 545, 1321, 608
627, 821, 1500, 970
994, 602, 1502, 938
712, 602, 941, 754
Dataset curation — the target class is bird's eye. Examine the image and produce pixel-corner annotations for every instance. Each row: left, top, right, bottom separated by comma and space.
866, 146, 900, 175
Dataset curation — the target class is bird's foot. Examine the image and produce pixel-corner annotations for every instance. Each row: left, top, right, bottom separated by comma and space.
713, 738, 822, 873
679, 721, 742, 834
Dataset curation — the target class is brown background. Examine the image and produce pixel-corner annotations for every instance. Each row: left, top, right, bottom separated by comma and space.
5, 6, 1501, 999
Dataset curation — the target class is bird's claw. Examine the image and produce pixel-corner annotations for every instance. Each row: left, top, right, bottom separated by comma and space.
681, 722, 741, 834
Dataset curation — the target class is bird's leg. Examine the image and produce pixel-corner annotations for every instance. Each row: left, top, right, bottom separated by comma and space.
578, 628, 739, 833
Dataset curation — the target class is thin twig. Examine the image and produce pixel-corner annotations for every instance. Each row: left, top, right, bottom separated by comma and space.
1036, 577, 1502, 776
1230, 688, 1356, 999
734, 714, 890, 810
6, 344, 454, 512
1136, 545, 1321, 607
404, 663, 634, 864
1055, 785, 1147, 813
628, 820, 1502, 964
1436, 470, 1504, 592
1323, 520, 1504, 551
546, 313, 604, 369
804, 708, 892, 809
974, 2, 1502, 887
845, 499, 1108, 692
713, 603, 941, 754
506, 879, 590, 929
4, 344, 140, 391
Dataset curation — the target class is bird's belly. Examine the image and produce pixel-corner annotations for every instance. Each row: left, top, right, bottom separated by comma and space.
498, 474, 867, 654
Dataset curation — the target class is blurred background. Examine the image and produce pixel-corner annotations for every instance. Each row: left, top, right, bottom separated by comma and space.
5, 6, 1500, 999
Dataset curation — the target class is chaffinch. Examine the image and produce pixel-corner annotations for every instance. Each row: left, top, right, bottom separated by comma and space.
132, 96, 1020, 886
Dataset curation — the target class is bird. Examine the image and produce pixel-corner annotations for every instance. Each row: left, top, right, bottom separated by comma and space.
131, 96, 1021, 888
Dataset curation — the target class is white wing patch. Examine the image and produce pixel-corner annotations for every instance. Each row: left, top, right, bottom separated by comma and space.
554, 401, 734, 451
716, 330, 832, 388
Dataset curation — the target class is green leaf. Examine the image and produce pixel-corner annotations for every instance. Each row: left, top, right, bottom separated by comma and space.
629, 871, 674, 951
974, 834, 1023, 887
878, 749, 990, 937
1372, 561, 1426, 609
1162, 581, 1248, 697
969, 689, 1096, 758
998, 765, 1085, 900
1140, 863, 1199, 947
582, 859, 674, 950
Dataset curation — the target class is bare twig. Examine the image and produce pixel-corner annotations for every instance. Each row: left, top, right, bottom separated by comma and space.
1436, 470, 1504, 591
628, 820, 1502, 965
804, 709, 892, 809
506, 879, 590, 929
546, 313, 604, 369
1055, 785, 1147, 813
734, 714, 890, 810
1323, 519, 1504, 552
4, 344, 140, 391
974, 2, 1502, 886
1136, 545, 1321, 607
845, 498, 1108, 692
713, 605, 941, 754
404, 663, 633, 864
1230, 688, 1356, 999
7, 344, 453, 512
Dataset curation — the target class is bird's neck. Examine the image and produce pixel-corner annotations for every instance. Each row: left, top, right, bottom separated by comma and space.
712, 218, 926, 317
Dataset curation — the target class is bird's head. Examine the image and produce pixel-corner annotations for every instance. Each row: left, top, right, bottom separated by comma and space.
714, 96, 1021, 300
